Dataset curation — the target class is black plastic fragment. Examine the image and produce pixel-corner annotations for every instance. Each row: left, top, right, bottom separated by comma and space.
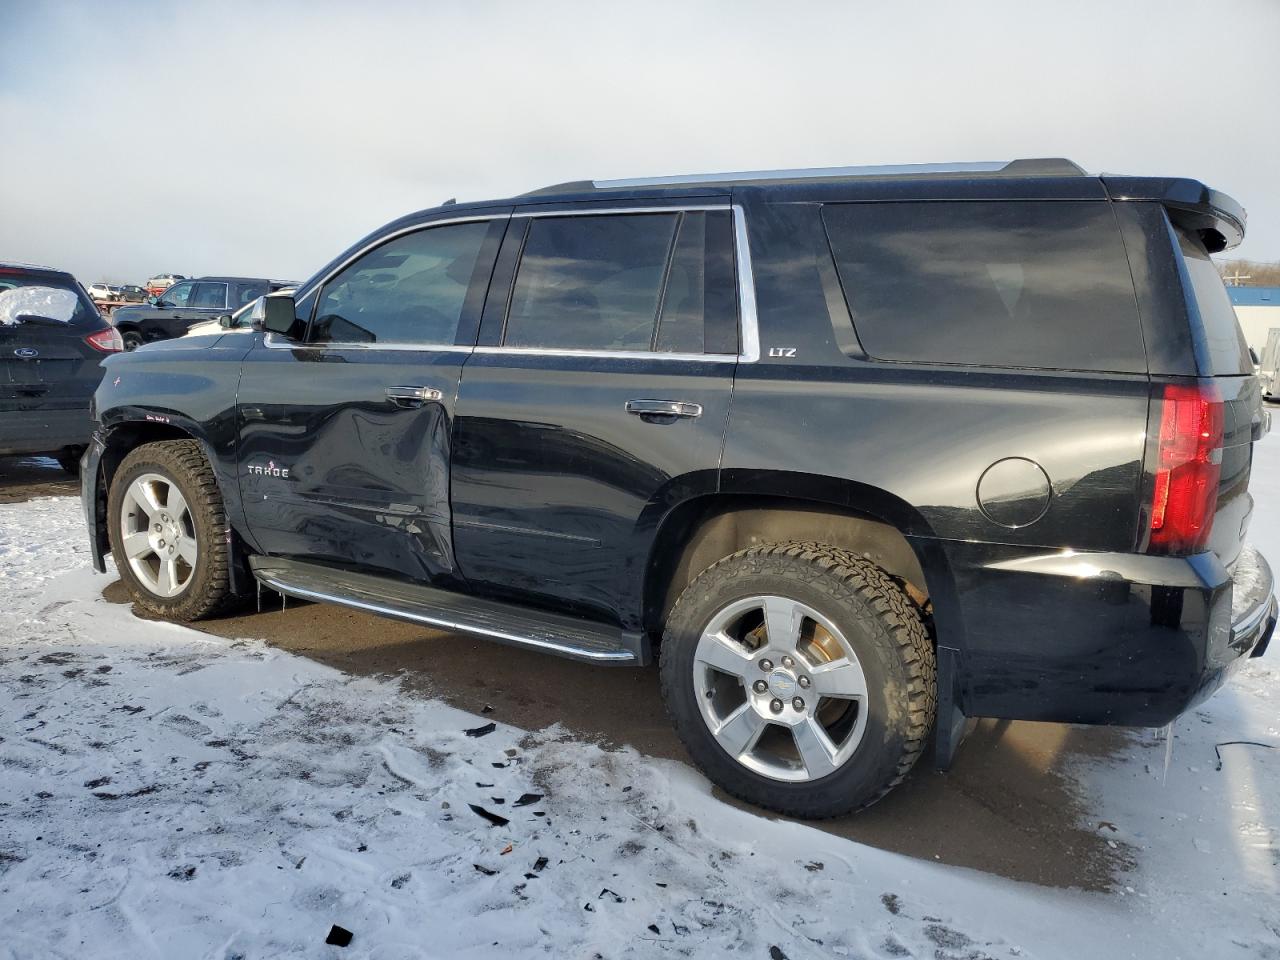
513, 792, 543, 807
532, 856, 548, 872
468, 803, 510, 827
325, 925, 354, 947
465, 722, 496, 738
474, 863, 497, 876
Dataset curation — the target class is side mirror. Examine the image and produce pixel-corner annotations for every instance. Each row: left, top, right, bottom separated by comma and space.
250, 294, 298, 336
218, 314, 233, 329
147, 295, 159, 305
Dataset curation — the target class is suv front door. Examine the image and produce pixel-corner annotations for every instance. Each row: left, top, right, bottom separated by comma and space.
451, 203, 746, 625
235, 214, 507, 582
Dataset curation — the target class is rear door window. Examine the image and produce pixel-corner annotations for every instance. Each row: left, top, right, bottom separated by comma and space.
190, 282, 228, 309
1175, 229, 1252, 375
822, 201, 1146, 372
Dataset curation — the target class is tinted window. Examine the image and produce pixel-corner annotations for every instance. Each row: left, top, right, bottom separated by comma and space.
504, 213, 677, 351
823, 201, 1146, 372
656, 211, 738, 354
190, 282, 227, 309
161, 281, 195, 307
1176, 229, 1251, 375
233, 281, 268, 307
311, 221, 490, 345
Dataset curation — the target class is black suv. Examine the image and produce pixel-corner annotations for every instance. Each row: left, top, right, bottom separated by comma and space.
1, 262, 121, 472
81, 159, 1276, 817
111, 276, 295, 350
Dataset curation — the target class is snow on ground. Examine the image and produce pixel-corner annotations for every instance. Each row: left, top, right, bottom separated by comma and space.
0, 437, 1278, 958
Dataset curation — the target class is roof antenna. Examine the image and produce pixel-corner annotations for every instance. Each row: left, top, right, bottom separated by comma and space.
441, 197, 457, 206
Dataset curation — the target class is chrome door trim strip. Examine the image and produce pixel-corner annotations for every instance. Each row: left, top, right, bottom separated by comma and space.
255, 573, 635, 663
511, 204, 727, 217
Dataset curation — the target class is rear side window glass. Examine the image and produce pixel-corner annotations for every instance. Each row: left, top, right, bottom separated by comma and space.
656, 210, 738, 354
822, 201, 1146, 372
1175, 229, 1252, 375
233, 281, 268, 307
190, 282, 227, 309
504, 213, 678, 351
310, 221, 490, 345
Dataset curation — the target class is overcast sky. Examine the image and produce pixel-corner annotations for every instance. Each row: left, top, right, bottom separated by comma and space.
3, 0, 1278, 284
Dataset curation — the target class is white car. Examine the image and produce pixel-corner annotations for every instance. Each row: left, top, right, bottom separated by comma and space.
183, 288, 297, 338
86, 283, 121, 302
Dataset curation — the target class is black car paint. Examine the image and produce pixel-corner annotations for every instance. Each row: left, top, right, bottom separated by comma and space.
83, 169, 1273, 736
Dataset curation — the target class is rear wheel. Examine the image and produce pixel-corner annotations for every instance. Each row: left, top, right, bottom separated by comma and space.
121, 329, 144, 351
660, 541, 936, 818
107, 440, 231, 621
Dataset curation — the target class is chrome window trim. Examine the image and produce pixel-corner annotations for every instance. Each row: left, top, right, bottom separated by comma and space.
273, 205, 760, 363
511, 204, 727, 217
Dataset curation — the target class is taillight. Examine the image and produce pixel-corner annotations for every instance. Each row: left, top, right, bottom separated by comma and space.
85, 327, 123, 353
1148, 382, 1224, 554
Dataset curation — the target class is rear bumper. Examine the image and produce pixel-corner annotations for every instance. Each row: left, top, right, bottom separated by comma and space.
0, 405, 93, 457
935, 539, 1275, 726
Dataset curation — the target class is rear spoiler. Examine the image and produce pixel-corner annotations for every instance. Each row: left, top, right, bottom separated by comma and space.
1103, 176, 1246, 252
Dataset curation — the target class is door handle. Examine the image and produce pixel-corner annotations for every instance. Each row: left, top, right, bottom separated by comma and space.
385, 385, 444, 408
625, 399, 703, 420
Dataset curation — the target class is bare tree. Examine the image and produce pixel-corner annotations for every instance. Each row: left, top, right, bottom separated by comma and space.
1217, 260, 1280, 286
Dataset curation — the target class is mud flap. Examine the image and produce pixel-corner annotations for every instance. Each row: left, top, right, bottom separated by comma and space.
934, 645, 973, 771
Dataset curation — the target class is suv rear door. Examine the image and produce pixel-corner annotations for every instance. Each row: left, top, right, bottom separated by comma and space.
450, 202, 743, 622
235, 214, 507, 582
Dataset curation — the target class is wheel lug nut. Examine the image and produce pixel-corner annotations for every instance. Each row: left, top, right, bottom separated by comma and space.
781, 655, 794, 668
158, 539, 165, 547
759, 659, 773, 672
792, 697, 805, 711
753, 679, 768, 694
798, 676, 811, 689
153, 523, 162, 532
769, 698, 783, 714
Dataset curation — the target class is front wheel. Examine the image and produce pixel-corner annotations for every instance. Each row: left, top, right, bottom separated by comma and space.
660, 541, 936, 818
107, 440, 231, 621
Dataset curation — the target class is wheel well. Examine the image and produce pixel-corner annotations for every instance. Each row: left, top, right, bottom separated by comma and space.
644, 496, 932, 641
101, 422, 198, 489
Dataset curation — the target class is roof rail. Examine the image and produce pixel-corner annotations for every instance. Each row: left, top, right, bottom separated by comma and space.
584, 158, 1085, 191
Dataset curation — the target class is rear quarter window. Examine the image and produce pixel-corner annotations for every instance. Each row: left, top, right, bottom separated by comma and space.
822, 200, 1147, 373
1174, 228, 1252, 376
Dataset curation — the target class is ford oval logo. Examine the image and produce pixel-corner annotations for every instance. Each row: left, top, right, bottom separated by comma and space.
13, 347, 39, 359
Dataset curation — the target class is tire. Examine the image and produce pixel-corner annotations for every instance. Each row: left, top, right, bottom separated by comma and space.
659, 541, 936, 818
107, 439, 231, 621
121, 329, 144, 352
56, 447, 85, 476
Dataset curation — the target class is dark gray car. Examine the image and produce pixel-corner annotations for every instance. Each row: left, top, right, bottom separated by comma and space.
111, 276, 296, 350
1, 262, 122, 472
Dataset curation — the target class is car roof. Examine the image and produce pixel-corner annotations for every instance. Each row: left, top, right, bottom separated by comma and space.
0, 260, 71, 275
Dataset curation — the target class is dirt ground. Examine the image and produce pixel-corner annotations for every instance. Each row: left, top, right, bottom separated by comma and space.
3, 453, 1127, 891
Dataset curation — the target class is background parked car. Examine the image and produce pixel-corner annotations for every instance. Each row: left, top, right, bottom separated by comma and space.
144, 273, 186, 297
86, 283, 121, 302
117, 284, 147, 303
112, 276, 297, 350
0, 261, 122, 472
